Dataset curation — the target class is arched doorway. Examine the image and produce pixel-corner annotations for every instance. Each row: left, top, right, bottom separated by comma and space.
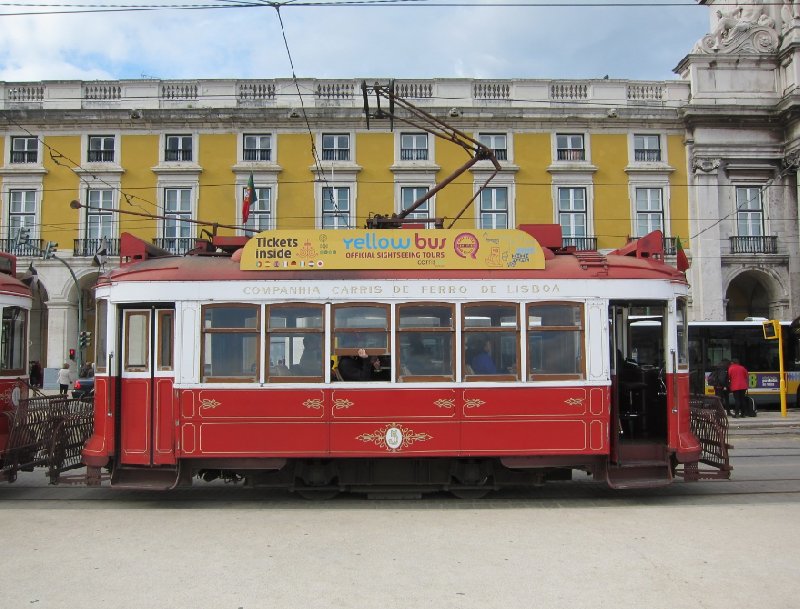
725, 270, 774, 320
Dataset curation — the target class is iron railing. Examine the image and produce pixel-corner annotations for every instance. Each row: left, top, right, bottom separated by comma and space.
73, 238, 120, 257
562, 236, 597, 251
0, 238, 44, 257
676, 395, 732, 481
557, 148, 585, 161
243, 149, 271, 161
634, 149, 661, 162
729, 235, 778, 254
87, 150, 114, 162
153, 237, 195, 255
164, 149, 192, 162
400, 149, 429, 161
321, 149, 350, 161
10, 151, 37, 163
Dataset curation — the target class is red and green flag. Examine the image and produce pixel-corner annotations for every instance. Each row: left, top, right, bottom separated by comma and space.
242, 173, 257, 224
675, 236, 690, 273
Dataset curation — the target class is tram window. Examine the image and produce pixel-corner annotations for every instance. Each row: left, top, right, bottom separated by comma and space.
397, 303, 454, 381
0, 306, 27, 374
527, 302, 584, 380
95, 300, 108, 373
157, 310, 174, 371
124, 311, 149, 371
463, 303, 519, 381
201, 304, 259, 382
266, 304, 324, 382
676, 298, 688, 369
333, 304, 390, 381
627, 305, 665, 368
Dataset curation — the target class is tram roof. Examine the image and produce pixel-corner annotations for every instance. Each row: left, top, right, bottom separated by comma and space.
98, 249, 687, 285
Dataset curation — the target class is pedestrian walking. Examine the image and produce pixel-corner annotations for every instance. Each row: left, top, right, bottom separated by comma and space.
57, 363, 71, 396
728, 359, 751, 418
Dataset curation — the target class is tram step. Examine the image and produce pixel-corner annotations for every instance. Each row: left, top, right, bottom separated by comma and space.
606, 461, 672, 489
111, 466, 182, 490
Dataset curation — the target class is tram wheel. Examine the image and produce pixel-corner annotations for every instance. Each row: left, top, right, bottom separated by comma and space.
449, 487, 491, 500
295, 489, 340, 500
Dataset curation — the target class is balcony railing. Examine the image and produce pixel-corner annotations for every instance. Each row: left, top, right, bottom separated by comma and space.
634, 149, 661, 162
321, 149, 350, 161
73, 238, 120, 257
87, 150, 115, 162
153, 237, 195, 255
562, 237, 597, 251
164, 149, 192, 162
0, 238, 44, 257
243, 149, 272, 161
729, 236, 778, 254
400, 149, 429, 161
10, 151, 37, 163
557, 148, 585, 161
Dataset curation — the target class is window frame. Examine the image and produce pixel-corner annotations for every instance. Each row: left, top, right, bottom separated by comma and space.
633, 134, 662, 163
164, 134, 193, 162
634, 187, 664, 237
526, 302, 585, 381
156, 309, 174, 372
265, 303, 325, 384
124, 310, 150, 372
400, 186, 431, 220
87, 135, 115, 163
243, 185, 273, 231
243, 133, 272, 162
735, 185, 765, 237
558, 187, 588, 238
400, 133, 429, 161
462, 302, 519, 382
477, 133, 508, 161
0, 306, 28, 375
479, 186, 509, 229
321, 186, 352, 229
396, 302, 455, 382
200, 304, 260, 383
556, 133, 585, 161
321, 133, 350, 161
86, 189, 116, 240
10, 136, 38, 164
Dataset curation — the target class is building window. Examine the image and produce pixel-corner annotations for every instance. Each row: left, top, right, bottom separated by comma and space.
8, 190, 36, 243
400, 133, 428, 161
527, 302, 584, 380
322, 134, 350, 161
400, 186, 430, 220
244, 186, 273, 232
322, 186, 351, 229
266, 304, 324, 382
635, 187, 664, 236
479, 187, 508, 229
86, 189, 115, 240
478, 133, 507, 161
165, 135, 192, 162
558, 187, 587, 238
201, 304, 259, 382
634, 134, 661, 162
243, 134, 271, 161
162, 188, 193, 252
88, 135, 115, 162
10, 136, 37, 164
556, 134, 585, 161
736, 186, 764, 237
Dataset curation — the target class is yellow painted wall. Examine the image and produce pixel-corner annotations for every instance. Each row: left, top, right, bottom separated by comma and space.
356, 132, 393, 225
41, 136, 81, 248
119, 134, 158, 239
277, 133, 316, 230
591, 133, 631, 250
198, 133, 236, 235
667, 134, 689, 242
514, 133, 554, 226
433, 138, 477, 229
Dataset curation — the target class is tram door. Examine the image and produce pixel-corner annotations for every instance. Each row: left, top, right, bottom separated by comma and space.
117, 306, 175, 466
610, 302, 669, 445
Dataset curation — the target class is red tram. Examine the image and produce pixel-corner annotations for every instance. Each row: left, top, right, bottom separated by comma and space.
82, 227, 717, 495
0, 253, 32, 468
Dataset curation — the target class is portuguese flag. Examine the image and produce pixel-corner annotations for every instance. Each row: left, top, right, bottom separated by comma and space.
675, 236, 690, 273
242, 173, 257, 224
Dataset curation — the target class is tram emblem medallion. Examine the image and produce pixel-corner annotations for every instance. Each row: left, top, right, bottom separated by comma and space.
385, 426, 403, 450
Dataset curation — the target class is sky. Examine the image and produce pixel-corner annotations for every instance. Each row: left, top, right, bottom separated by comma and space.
0, 1, 713, 82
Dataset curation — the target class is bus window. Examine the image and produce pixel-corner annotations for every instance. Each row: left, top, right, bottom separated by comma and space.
527, 302, 584, 380
397, 303, 454, 381
266, 304, 324, 382
463, 303, 518, 381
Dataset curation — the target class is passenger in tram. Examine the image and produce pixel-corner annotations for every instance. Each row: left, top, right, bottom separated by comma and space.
337, 348, 382, 381
405, 336, 432, 375
469, 337, 497, 374
295, 335, 322, 376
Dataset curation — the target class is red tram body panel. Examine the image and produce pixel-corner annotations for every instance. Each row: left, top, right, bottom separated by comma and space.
82, 228, 708, 494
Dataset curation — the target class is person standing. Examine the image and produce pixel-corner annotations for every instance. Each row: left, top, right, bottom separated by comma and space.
710, 359, 731, 415
728, 359, 750, 418
57, 363, 71, 396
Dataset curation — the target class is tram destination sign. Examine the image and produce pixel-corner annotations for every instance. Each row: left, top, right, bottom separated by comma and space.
240, 229, 546, 271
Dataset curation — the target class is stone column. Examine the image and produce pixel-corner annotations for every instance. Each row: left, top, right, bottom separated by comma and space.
690, 158, 726, 320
